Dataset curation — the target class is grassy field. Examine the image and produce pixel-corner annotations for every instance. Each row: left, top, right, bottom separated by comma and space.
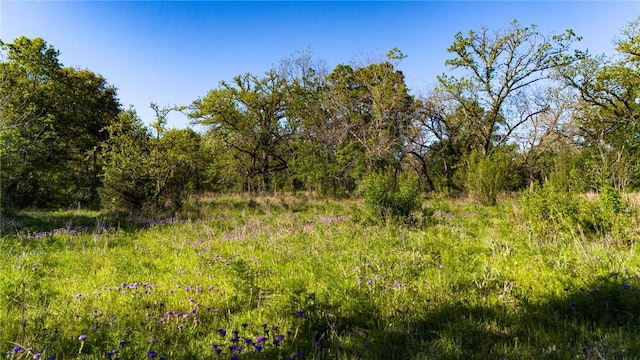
2, 193, 640, 359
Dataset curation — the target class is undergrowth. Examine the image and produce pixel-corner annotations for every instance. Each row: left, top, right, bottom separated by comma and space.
1, 193, 639, 359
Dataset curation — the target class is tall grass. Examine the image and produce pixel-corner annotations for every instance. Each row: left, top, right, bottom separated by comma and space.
1, 193, 639, 359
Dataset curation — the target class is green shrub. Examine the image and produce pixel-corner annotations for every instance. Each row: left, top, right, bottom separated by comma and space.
465, 150, 510, 206
523, 180, 634, 239
577, 185, 631, 237
363, 172, 419, 224
521, 181, 579, 236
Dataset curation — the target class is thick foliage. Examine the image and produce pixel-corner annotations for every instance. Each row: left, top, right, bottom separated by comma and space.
363, 172, 419, 223
522, 181, 634, 239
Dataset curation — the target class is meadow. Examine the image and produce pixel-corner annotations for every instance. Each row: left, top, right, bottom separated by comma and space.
2, 192, 640, 360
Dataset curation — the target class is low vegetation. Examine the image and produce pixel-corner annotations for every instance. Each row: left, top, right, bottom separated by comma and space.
2, 192, 639, 359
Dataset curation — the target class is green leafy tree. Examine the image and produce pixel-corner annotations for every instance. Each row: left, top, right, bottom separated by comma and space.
560, 16, 640, 190
323, 61, 414, 173
439, 20, 580, 155
276, 50, 341, 194
154, 127, 208, 209
0, 37, 120, 209
189, 71, 290, 193
410, 21, 580, 194
99, 108, 154, 211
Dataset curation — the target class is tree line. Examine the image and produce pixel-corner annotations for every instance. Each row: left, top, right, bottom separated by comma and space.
1, 19, 639, 213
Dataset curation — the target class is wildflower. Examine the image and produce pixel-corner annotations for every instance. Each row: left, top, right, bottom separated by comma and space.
149, 339, 156, 344
230, 355, 239, 360
255, 345, 264, 352
148, 350, 157, 358
33, 353, 42, 360
273, 339, 280, 346
314, 340, 321, 347
78, 334, 87, 341
11, 345, 24, 354
277, 334, 285, 340
256, 336, 267, 344
296, 310, 304, 317
217, 328, 226, 337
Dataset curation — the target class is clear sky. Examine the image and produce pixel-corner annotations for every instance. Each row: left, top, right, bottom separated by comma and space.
2, 1, 639, 129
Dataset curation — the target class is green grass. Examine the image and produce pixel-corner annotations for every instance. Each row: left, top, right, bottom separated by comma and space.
1, 193, 640, 359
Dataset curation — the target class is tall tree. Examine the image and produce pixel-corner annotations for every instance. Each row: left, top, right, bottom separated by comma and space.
409, 21, 580, 193
0, 37, 120, 209
99, 108, 154, 211
560, 16, 640, 189
438, 20, 580, 156
322, 60, 414, 181
189, 71, 290, 192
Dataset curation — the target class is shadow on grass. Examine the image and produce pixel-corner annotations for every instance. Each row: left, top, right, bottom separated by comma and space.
285, 273, 640, 359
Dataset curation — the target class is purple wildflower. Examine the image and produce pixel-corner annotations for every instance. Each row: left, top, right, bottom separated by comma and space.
78, 334, 87, 341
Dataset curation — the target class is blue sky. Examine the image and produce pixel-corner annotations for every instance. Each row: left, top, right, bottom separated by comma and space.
2, 1, 639, 129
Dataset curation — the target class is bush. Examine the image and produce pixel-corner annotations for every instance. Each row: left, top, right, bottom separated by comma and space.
523, 180, 634, 240
521, 181, 579, 237
363, 172, 419, 224
577, 185, 631, 237
465, 150, 511, 206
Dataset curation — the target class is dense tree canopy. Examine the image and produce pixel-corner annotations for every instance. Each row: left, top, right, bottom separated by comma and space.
2, 16, 639, 213
1, 37, 120, 209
